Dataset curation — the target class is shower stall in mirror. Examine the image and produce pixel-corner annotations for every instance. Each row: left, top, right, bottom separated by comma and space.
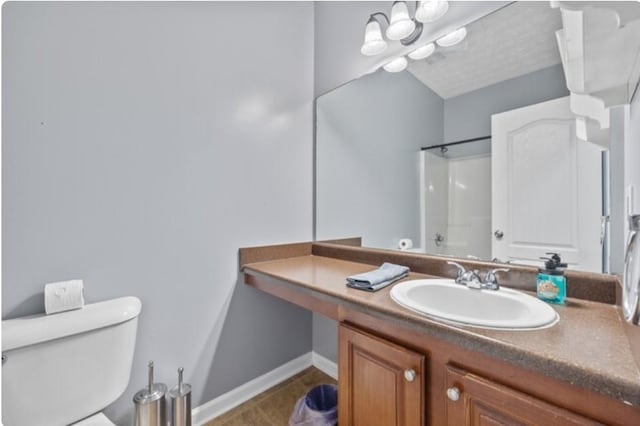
420, 137, 492, 260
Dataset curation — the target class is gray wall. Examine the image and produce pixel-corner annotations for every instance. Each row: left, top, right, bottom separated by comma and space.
312, 314, 339, 362
627, 88, 640, 216
610, 105, 628, 274
2, 2, 313, 424
316, 70, 444, 249
314, 69, 443, 362
610, 83, 640, 274
313, 1, 383, 96
443, 64, 569, 142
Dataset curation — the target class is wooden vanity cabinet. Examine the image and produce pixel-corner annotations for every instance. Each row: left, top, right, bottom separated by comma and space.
239, 249, 640, 426
444, 365, 601, 426
339, 320, 622, 426
338, 323, 425, 426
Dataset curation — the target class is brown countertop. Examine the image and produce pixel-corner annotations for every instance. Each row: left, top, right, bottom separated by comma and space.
242, 254, 640, 406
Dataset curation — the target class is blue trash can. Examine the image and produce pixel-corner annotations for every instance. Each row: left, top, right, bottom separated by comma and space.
289, 384, 337, 426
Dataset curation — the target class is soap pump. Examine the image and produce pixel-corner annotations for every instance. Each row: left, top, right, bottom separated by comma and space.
536, 252, 567, 304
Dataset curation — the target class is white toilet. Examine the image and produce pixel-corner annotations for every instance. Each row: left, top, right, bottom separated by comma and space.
2, 296, 142, 426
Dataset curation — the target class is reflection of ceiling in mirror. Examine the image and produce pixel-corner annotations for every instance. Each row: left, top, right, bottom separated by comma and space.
408, 1, 562, 99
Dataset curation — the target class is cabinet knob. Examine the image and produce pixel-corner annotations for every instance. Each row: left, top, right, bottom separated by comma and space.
447, 387, 460, 401
404, 369, 416, 382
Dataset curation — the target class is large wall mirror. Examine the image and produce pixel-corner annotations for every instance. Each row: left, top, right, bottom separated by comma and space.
315, 2, 616, 274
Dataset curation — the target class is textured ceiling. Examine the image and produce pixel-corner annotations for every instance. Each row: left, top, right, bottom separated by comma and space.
408, 2, 563, 99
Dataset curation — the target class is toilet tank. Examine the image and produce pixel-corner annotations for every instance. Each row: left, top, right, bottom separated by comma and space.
2, 297, 142, 426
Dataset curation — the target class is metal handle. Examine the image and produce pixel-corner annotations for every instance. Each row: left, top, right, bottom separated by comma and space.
447, 386, 460, 401
494, 229, 504, 240
483, 268, 510, 290
447, 261, 466, 283
447, 261, 466, 274
465, 270, 483, 289
148, 361, 154, 393
404, 369, 416, 382
600, 215, 609, 245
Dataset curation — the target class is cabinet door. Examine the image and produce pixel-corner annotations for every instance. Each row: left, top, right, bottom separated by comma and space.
444, 365, 602, 425
339, 323, 425, 426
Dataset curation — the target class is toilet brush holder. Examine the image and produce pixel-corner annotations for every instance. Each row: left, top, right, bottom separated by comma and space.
169, 367, 192, 426
133, 361, 167, 426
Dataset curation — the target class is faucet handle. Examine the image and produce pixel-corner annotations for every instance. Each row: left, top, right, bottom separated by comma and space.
447, 261, 466, 283
484, 268, 510, 289
464, 269, 483, 288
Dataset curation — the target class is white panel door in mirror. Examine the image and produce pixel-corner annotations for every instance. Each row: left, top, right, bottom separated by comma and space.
492, 97, 603, 272
509, 120, 576, 248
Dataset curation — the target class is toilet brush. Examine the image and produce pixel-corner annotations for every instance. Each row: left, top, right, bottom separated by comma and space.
133, 361, 167, 426
169, 367, 192, 426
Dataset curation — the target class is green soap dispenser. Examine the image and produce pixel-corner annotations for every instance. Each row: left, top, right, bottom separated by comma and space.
537, 253, 567, 304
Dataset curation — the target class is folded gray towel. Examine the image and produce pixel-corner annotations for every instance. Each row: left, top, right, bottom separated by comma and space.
346, 262, 410, 292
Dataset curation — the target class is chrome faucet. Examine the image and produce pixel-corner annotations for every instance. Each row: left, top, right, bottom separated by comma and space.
482, 268, 510, 290
447, 261, 482, 286
447, 261, 509, 291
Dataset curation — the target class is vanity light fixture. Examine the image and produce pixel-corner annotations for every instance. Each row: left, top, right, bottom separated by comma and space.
415, 0, 449, 23
387, 1, 418, 40
436, 27, 467, 47
383, 56, 409, 73
408, 42, 435, 60
361, 15, 388, 56
359, 1, 460, 74
360, 1, 435, 55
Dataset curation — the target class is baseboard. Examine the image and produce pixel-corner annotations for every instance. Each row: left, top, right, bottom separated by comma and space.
311, 351, 338, 380
192, 352, 312, 425
191, 351, 339, 425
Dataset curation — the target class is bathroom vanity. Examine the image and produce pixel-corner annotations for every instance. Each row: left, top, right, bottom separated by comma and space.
240, 241, 640, 425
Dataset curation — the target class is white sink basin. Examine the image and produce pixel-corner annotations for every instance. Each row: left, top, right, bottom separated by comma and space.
390, 279, 559, 330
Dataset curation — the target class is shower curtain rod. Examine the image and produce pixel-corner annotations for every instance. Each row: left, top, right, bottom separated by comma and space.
420, 135, 491, 151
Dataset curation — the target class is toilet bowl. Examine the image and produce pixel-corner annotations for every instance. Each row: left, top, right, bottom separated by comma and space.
2, 296, 142, 426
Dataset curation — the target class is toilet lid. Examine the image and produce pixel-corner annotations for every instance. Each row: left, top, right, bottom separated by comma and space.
72, 412, 116, 426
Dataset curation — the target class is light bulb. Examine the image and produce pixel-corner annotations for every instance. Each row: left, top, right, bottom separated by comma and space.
408, 42, 436, 60
416, 0, 449, 23
383, 56, 408, 73
360, 19, 387, 56
436, 27, 467, 47
386, 2, 416, 40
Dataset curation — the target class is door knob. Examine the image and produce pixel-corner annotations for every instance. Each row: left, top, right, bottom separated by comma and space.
494, 229, 504, 240
404, 369, 416, 382
447, 386, 460, 401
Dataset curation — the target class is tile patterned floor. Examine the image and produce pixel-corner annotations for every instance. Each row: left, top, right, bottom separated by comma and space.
205, 367, 337, 426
